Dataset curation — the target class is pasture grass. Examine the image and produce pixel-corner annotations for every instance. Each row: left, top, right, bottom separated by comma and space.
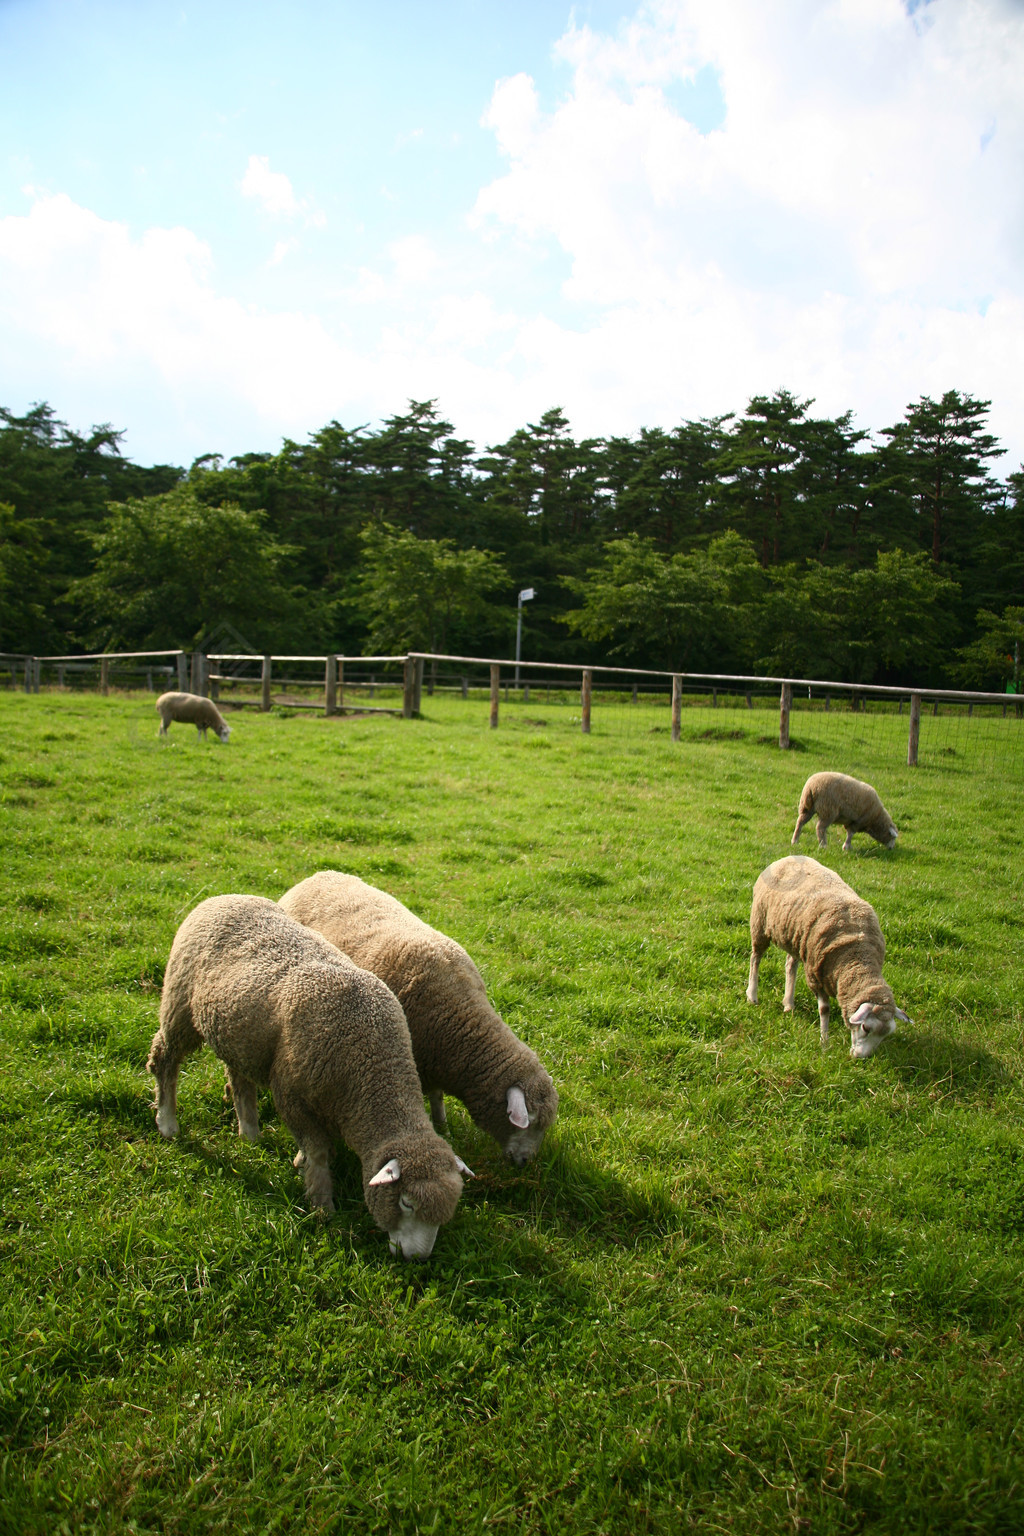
1, 688, 1023, 1534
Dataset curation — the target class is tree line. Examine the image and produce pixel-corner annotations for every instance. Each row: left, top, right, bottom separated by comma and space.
1, 390, 1022, 688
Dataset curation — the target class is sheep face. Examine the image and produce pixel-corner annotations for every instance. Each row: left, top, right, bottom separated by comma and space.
847, 1000, 909, 1059
499, 1077, 559, 1166
365, 1154, 465, 1260
885, 825, 898, 849
217, 724, 232, 743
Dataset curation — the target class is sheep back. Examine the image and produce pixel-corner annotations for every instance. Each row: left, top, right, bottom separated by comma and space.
278, 871, 558, 1153
156, 691, 231, 739
156, 894, 461, 1231
751, 856, 892, 1017
794, 772, 896, 848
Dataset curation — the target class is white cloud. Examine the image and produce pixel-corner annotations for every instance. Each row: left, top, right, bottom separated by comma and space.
0, 193, 351, 449
472, 0, 1024, 460
2, 3, 1023, 472
240, 154, 325, 226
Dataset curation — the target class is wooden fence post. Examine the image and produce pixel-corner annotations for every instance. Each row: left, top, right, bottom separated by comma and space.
33, 660, 41, 693
261, 654, 272, 712
489, 664, 500, 729
779, 681, 792, 750
908, 692, 921, 767
413, 658, 424, 715
461, 676, 468, 700
523, 683, 530, 704
210, 672, 219, 701
581, 669, 592, 734
325, 654, 337, 716
177, 652, 187, 691
57, 665, 65, 690
23, 662, 31, 693
712, 688, 718, 708
403, 657, 417, 718
745, 690, 752, 709
671, 675, 682, 742
338, 660, 344, 714
100, 657, 110, 696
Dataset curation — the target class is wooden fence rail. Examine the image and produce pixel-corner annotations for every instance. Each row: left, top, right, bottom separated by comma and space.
4, 648, 1021, 766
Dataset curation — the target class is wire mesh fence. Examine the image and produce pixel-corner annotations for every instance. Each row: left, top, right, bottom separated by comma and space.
4, 647, 1021, 777
406, 657, 1024, 779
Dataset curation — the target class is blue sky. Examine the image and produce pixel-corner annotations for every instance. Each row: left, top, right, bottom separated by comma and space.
1, 0, 1022, 469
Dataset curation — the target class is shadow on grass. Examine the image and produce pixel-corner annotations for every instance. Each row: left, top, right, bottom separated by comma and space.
73, 1078, 682, 1254
891, 1029, 1012, 1100
475, 1138, 679, 1248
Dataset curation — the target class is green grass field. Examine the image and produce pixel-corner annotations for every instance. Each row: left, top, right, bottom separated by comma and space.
1, 689, 1023, 1534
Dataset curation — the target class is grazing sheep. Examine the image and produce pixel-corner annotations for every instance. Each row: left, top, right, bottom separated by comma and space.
147, 894, 472, 1257
279, 871, 559, 1165
156, 691, 231, 742
745, 855, 911, 1059
791, 771, 897, 852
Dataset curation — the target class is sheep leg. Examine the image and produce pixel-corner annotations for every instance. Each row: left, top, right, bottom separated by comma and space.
815, 817, 830, 849
271, 1080, 335, 1212
791, 810, 812, 845
746, 943, 767, 1004
428, 1089, 447, 1131
228, 1071, 260, 1141
783, 954, 798, 1012
299, 1144, 334, 1212
817, 994, 831, 1048
147, 1014, 203, 1139
841, 827, 854, 852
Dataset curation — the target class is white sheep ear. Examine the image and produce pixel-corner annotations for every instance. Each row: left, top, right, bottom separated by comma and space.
454, 1156, 476, 1179
507, 1086, 530, 1129
849, 1002, 874, 1027
369, 1157, 401, 1186
894, 1006, 913, 1023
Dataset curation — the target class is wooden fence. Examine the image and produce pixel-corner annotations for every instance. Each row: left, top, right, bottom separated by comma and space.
3, 646, 1021, 768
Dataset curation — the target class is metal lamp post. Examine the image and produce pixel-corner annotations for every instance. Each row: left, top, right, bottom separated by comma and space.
515, 588, 535, 688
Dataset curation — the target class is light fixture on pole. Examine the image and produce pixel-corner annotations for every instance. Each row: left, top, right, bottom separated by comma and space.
515, 588, 535, 688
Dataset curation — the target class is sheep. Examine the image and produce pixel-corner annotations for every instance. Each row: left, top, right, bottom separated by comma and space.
745, 855, 911, 1059
278, 871, 559, 1165
156, 691, 231, 743
147, 894, 473, 1258
791, 771, 897, 852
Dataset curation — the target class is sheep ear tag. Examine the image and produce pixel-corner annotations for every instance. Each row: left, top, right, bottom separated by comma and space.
369, 1158, 402, 1186
849, 1002, 874, 1027
894, 1007, 913, 1023
507, 1087, 530, 1129
455, 1156, 476, 1179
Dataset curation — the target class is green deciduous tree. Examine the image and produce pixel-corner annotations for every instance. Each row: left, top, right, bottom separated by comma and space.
354, 523, 510, 660
0, 501, 49, 652
758, 549, 960, 684
70, 488, 306, 651
951, 606, 1024, 691
562, 530, 767, 671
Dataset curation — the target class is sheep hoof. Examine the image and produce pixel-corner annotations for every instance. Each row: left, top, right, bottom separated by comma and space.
156, 1111, 179, 1139
293, 1150, 306, 1168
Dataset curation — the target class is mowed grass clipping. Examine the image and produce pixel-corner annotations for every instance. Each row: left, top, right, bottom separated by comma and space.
1, 689, 1022, 1535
